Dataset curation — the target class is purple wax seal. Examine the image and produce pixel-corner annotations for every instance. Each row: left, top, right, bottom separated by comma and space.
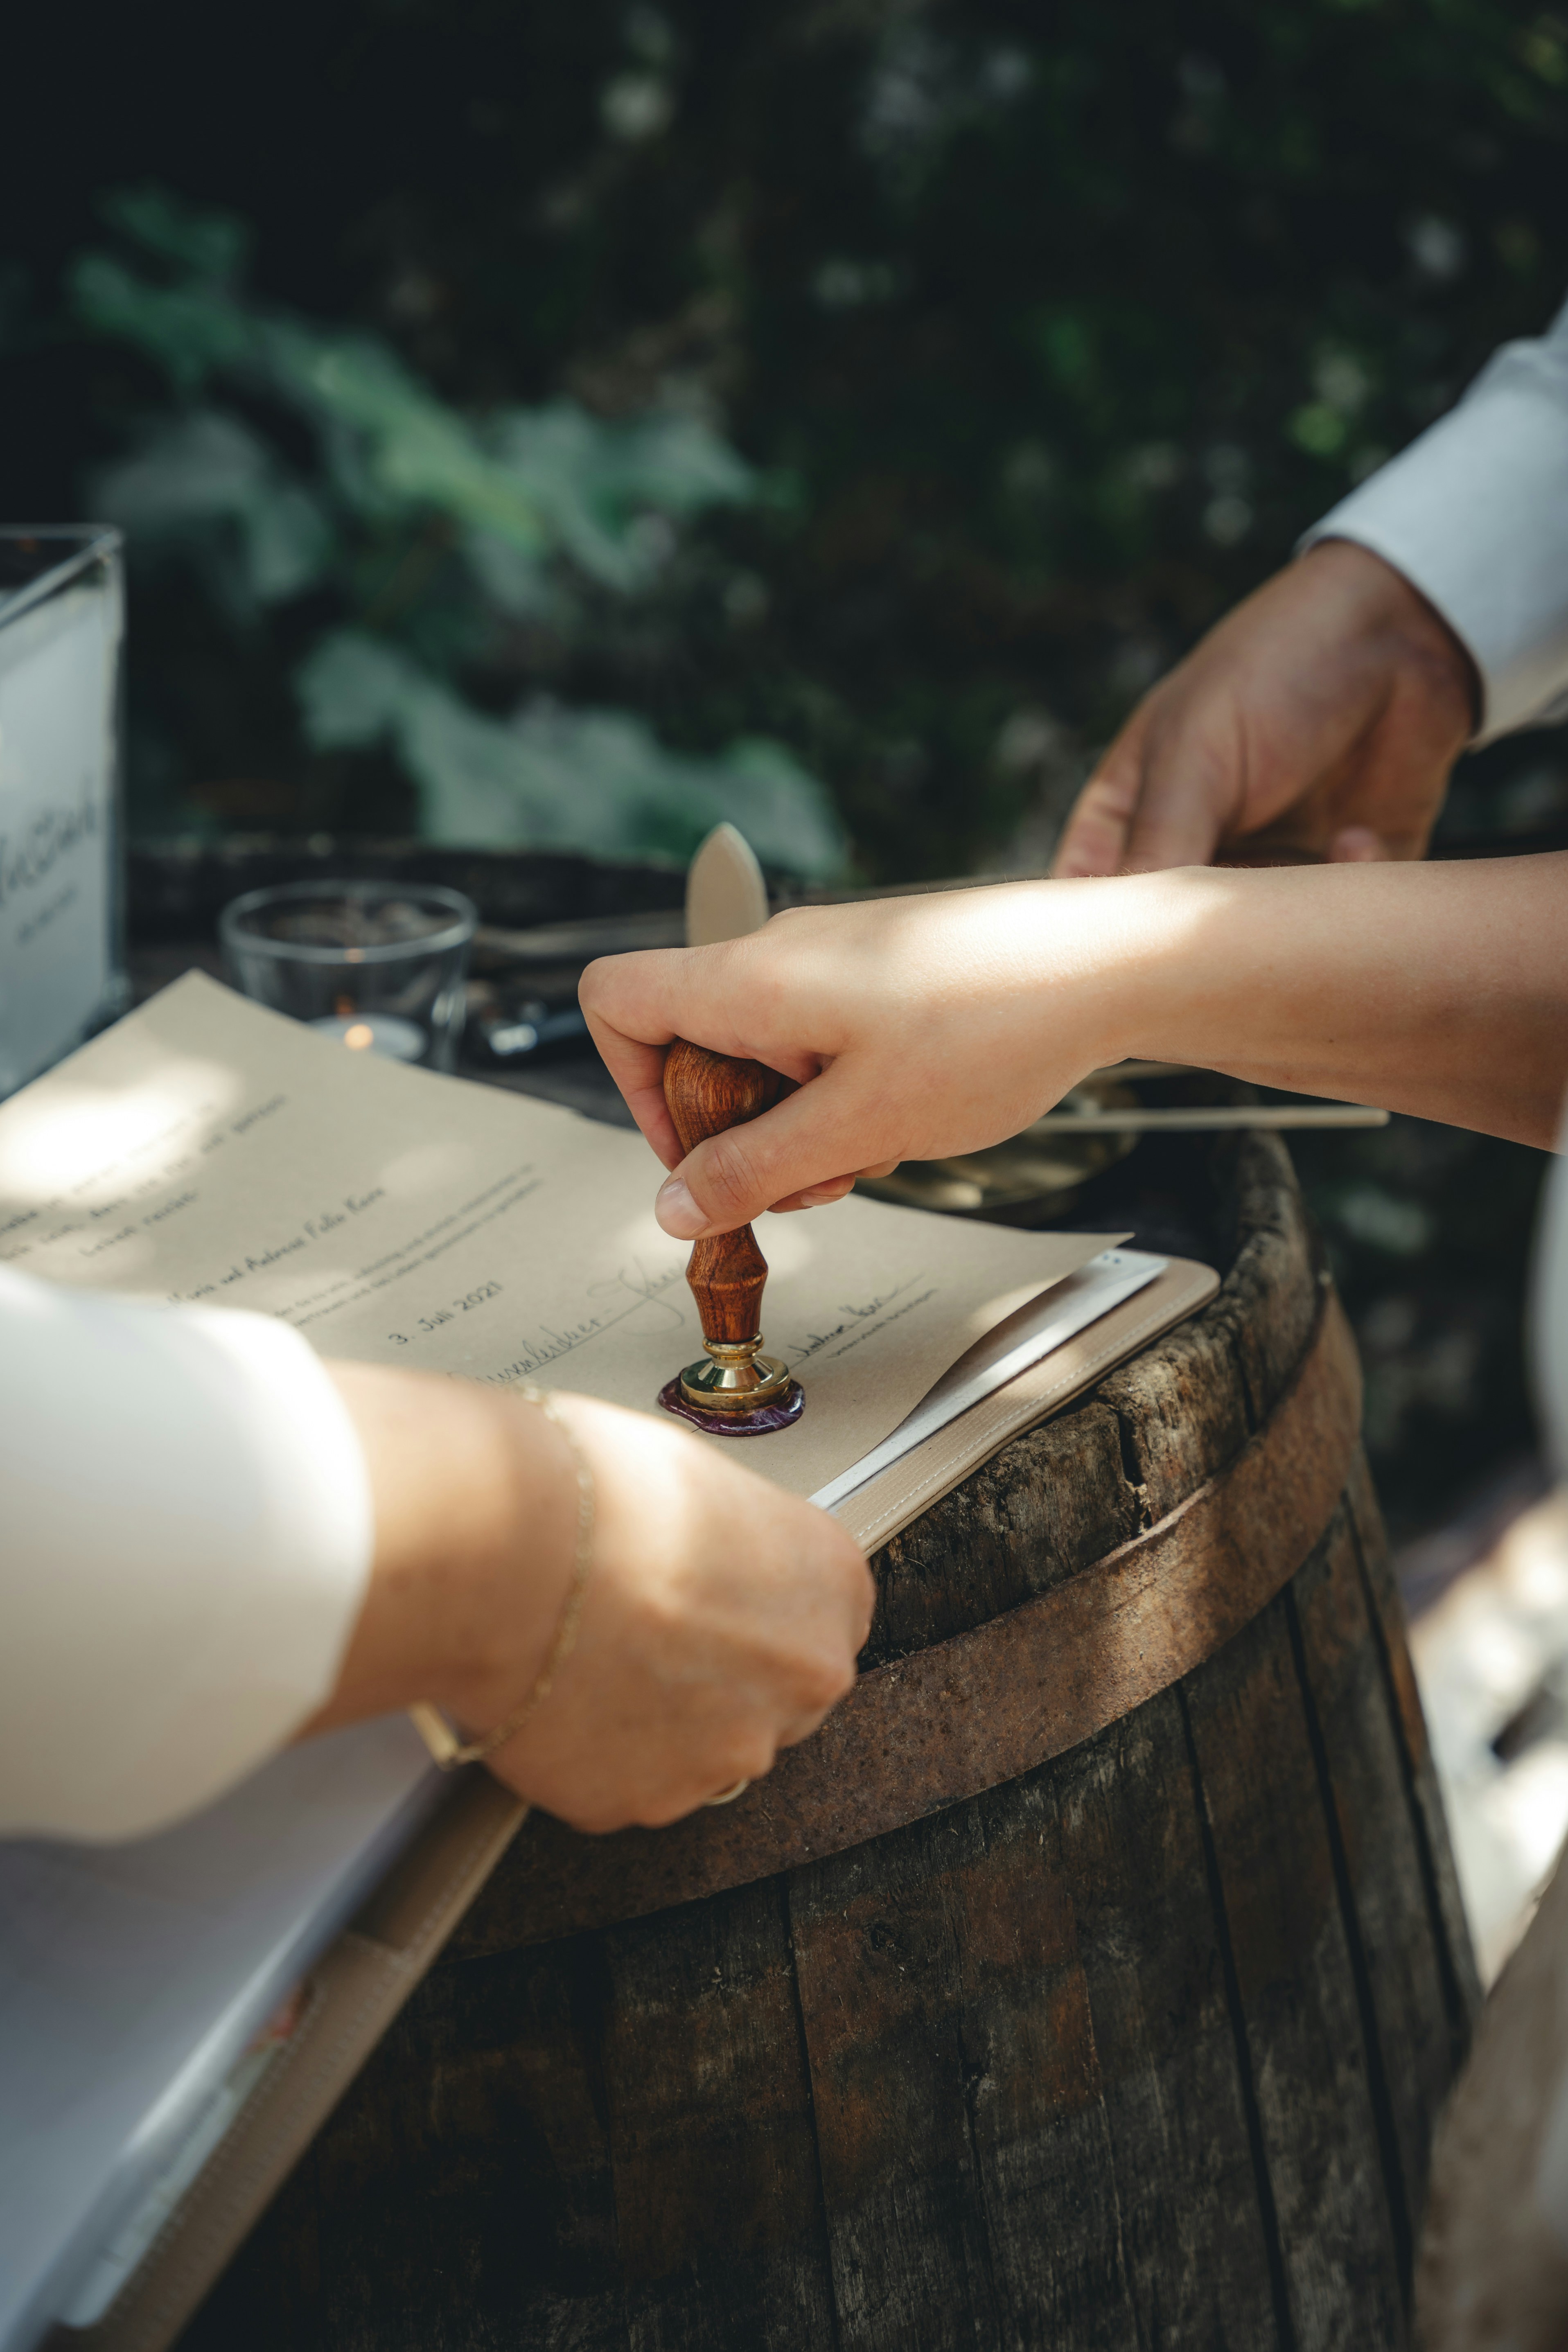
656, 1377, 805, 1436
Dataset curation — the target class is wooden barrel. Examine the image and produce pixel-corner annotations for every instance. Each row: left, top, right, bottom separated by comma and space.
178, 1132, 1479, 2352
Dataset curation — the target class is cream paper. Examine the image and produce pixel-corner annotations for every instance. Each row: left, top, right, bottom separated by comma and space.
0, 972, 1114, 1498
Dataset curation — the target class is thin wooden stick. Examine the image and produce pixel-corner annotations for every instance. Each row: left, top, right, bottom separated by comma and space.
1031, 1103, 1389, 1132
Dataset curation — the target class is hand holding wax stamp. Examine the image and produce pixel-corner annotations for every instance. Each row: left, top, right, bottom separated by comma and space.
640, 823, 1203, 1470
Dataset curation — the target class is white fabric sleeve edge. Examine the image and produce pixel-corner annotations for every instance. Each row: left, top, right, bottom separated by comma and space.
0, 1279, 376, 1846
1299, 305, 1568, 745
190, 1308, 377, 1714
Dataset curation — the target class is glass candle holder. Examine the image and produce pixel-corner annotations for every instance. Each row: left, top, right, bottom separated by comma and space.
219, 880, 478, 1071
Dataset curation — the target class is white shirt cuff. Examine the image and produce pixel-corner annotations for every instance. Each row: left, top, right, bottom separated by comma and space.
0, 1268, 374, 1842
1301, 299, 1568, 744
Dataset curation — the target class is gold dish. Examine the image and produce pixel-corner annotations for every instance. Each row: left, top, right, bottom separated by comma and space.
855, 1080, 1139, 1225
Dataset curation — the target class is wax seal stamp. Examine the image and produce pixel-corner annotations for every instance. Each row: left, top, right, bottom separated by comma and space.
656, 1037, 804, 1436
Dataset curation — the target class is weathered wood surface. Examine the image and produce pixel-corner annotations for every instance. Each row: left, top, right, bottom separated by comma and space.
177, 1132, 1478, 2352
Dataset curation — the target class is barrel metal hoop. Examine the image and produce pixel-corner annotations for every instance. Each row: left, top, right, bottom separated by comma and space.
463, 1284, 1362, 1952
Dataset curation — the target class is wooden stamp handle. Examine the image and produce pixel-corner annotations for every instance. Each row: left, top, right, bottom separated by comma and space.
663, 1040, 781, 1346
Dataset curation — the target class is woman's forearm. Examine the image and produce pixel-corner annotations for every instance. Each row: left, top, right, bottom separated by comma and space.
582, 852, 1568, 1245
1105, 855, 1568, 1148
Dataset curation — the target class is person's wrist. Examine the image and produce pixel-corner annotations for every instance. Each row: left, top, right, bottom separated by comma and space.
424, 1388, 581, 1735
1309, 537, 1480, 737
1027, 870, 1200, 1076
307, 1367, 577, 1738
413, 1388, 596, 1771
1074, 866, 1224, 1072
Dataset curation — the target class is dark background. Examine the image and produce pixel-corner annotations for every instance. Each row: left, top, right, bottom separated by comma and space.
5, 0, 1566, 1536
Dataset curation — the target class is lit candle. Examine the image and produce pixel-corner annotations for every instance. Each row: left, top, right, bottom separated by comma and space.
308, 1013, 426, 1062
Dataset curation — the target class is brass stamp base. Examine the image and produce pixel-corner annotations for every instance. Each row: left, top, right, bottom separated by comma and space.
658, 1335, 803, 1435
657, 1375, 805, 1437
677, 1346, 795, 1414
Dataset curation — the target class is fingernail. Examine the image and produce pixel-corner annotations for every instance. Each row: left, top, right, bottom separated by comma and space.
656, 1176, 706, 1238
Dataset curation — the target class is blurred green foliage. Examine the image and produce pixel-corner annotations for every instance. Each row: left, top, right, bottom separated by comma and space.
69, 191, 846, 874
6, 0, 1568, 872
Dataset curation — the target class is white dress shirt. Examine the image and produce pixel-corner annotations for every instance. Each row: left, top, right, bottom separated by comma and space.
0, 1266, 373, 1843
1304, 294, 1568, 743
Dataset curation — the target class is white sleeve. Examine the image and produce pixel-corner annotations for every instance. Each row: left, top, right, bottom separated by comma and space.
0, 1265, 373, 1843
1536, 1119, 1568, 1481
1302, 295, 1568, 744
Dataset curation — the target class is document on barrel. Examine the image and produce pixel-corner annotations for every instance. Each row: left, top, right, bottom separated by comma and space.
0, 970, 1119, 1497
0, 968, 1147, 2352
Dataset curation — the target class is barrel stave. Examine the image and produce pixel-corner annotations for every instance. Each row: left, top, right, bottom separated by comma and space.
861, 1400, 1139, 1671
596, 1881, 837, 2350
788, 1802, 1034, 2350
1050, 1689, 1288, 2347
1208, 1135, 1325, 1431
1094, 1302, 1252, 1525
1184, 1570, 1408, 2346
1347, 1450, 1482, 2037
1290, 1493, 1473, 2278
332, 1931, 627, 2347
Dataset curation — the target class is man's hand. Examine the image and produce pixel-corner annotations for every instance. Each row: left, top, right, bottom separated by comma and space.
1052, 539, 1478, 877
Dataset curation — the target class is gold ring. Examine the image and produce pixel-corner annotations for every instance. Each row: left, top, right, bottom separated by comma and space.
703, 1778, 750, 1806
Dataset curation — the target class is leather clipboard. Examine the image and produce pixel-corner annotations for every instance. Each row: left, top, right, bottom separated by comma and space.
57, 1254, 1217, 2352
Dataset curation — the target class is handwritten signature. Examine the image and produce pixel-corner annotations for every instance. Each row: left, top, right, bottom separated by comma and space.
784, 1276, 934, 1366
487, 1259, 687, 1384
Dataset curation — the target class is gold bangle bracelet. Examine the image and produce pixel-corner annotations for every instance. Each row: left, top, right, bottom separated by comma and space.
409, 1384, 595, 1771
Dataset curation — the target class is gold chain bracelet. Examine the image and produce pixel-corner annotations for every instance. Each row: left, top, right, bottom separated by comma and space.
409, 1384, 595, 1770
